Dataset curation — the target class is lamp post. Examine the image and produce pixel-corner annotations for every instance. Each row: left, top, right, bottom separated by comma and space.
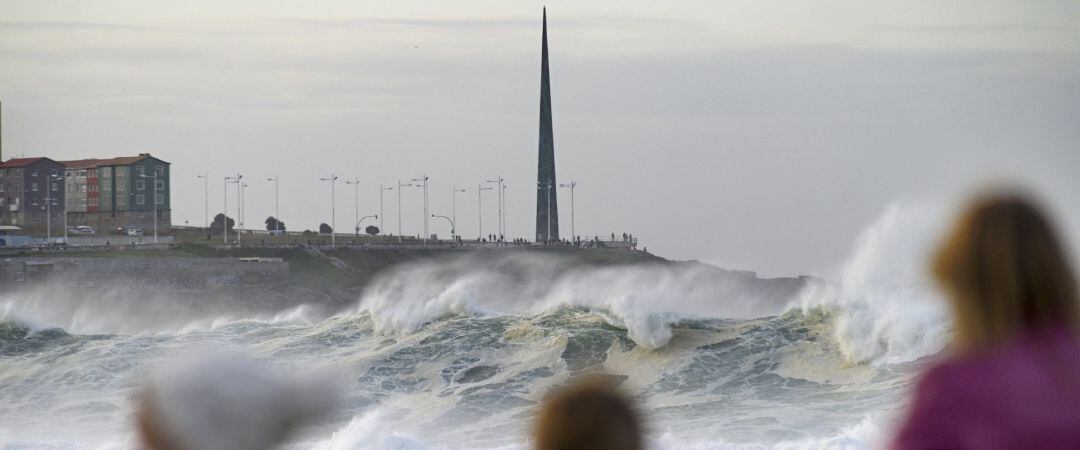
197, 174, 208, 229
320, 175, 338, 246
559, 180, 576, 243
235, 174, 244, 245
223, 173, 240, 243
358, 214, 377, 235
411, 175, 429, 243
44, 191, 51, 243
432, 214, 455, 238
139, 173, 161, 243
241, 181, 248, 243
379, 185, 393, 235
485, 177, 504, 239
345, 177, 361, 235
451, 186, 466, 238
224, 174, 241, 246
266, 177, 280, 233
396, 180, 413, 241
478, 184, 492, 240
502, 184, 509, 239
45, 174, 63, 243
537, 180, 552, 244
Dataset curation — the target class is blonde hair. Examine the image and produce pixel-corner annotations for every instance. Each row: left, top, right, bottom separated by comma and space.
534, 377, 642, 450
933, 191, 1079, 352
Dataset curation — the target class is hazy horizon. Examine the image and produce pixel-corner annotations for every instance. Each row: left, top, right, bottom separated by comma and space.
2, 0, 1078, 277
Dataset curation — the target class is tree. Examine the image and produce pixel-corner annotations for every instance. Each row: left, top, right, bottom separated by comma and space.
210, 213, 235, 235
365, 225, 380, 235
319, 223, 333, 234
265, 216, 286, 232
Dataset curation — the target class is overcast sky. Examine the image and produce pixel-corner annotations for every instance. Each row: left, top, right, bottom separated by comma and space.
1, 1, 1078, 277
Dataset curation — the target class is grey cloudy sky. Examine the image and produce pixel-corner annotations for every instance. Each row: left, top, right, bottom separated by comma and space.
1, 0, 1078, 277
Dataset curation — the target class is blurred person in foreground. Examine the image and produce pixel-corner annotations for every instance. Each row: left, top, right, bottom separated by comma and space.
534, 376, 643, 450
136, 352, 338, 450
892, 190, 1080, 449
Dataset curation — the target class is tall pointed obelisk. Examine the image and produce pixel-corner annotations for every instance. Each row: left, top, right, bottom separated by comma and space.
535, 7, 560, 243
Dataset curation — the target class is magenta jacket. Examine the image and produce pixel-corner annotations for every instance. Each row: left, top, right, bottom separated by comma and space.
892, 328, 1080, 449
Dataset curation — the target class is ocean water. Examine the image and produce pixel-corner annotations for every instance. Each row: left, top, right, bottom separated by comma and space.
0, 202, 951, 449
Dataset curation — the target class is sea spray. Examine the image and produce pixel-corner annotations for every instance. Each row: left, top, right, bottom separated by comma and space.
798, 201, 951, 365
355, 253, 804, 349
1, 237, 931, 448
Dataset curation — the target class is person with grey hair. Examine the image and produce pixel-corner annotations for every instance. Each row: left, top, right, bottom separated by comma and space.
136, 352, 339, 450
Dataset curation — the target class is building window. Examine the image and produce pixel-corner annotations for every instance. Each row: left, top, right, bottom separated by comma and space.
155, 180, 164, 190
136, 194, 145, 205
31, 198, 38, 206
155, 165, 165, 176
136, 180, 146, 191
117, 180, 126, 191
0, 184, 4, 193
51, 182, 58, 192
31, 169, 38, 177
136, 166, 145, 176
79, 184, 88, 193
31, 182, 39, 192
50, 169, 58, 176
155, 194, 164, 205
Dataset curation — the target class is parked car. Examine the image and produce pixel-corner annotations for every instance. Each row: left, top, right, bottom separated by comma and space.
125, 227, 144, 236
68, 225, 96, 235
269, 229, 287, 236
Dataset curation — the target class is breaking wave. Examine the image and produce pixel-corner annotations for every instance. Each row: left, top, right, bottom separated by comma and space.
0, 202, 956, 449
797, 201, 951, 365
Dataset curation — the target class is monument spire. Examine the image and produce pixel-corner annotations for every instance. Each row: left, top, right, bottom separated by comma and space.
535, 7, 560, 243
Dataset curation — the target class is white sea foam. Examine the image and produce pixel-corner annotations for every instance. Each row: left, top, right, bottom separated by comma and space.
356, 253, 800, 349
798, 201, 951, 365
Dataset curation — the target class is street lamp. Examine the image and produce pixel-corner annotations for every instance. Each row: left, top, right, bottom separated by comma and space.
478, 184, 493, 240
358, 214, 377, 235
345, 177, 362, 234
139, 173, 162, 243
559, 180, 576, 242
411, 175, 429, 243
45, 174, 63, 243
240, 181, 248, 244
537, 180, 553, 244
431, 214, 455, 238
396, 180, 413, 241
266, 177, 280, 233
379, 185, 393, 235
320, 175, 338, 246
197, 174, 208, 229
451, 186, 466, 239
224, 174, 241, 245
485, 177, 504, 239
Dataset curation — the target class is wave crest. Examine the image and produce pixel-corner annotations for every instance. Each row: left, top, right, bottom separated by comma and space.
797, 202, 951, 365
355, 252, 804, 349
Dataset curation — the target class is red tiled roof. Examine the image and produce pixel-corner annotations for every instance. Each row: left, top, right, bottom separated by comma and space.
0, 157, 49, 168
57, 158, 108, 169
3, 154, 168, 169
